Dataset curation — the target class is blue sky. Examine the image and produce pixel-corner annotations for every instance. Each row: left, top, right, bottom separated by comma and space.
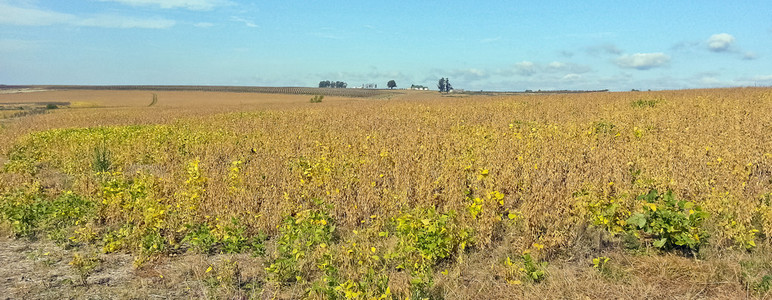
1, 0, 771, 91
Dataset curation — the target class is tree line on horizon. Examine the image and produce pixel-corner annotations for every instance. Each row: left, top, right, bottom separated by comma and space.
318, 81, 347, 88
317, 77, 453, 92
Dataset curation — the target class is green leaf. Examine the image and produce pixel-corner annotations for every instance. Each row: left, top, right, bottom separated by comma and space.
638, 189, 659, 202
663, 191, 675, 203
626, 214, 647, 228
653, 238, 667, 248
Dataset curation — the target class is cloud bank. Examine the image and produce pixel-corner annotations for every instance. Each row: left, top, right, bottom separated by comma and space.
614, 53, 670, 70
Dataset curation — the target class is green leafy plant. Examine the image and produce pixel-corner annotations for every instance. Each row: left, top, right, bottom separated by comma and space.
393, 208, 471, 267
0, 190, 95, 240
631, 98, 660, 108
625, 189, 709, 253
182, 223, 218, 254
221, 217, 260, 254
592, 256, 612, 277
574, 189, 630, 234
592, 120, 618, 135
140, 229, 166, 255
520, 252, 548, 283
182, 219, 267, 256
755, 275, 772, 293
390, 207, 473, 296
310, 95, 324, 103
0, 191, 50, 237
266, 202, 335, 284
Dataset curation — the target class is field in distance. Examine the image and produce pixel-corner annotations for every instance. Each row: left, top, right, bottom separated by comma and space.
0, 87, 771, 299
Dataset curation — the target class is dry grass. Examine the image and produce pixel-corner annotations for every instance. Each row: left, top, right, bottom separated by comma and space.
1, 87, 771, 298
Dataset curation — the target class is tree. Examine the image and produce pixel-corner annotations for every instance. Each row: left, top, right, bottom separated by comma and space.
438, 77, 452, 92
387, 80, 397, 89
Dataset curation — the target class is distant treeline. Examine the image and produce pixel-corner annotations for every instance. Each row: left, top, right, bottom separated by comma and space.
318, 81, 347, 88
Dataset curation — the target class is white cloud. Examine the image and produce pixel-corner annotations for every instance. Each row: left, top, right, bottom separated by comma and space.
752, 75, 772, 81
447, 68, 489, 82
504, 61, 591, 77
698, 76, 723, 86
194, 22, 214, 28
0, 3, 73, 26
545, 61, 591, 74
230, 16, 258, 28
586, 44, 623, 56
614, 53, 670, 70
561, 74, 581, 81
707, 33, 735, 52
514, 61, 536, 76
77, 15, 175, 29
742, 51, 758, 60
0, 2, 174, 28
96, 0, 231, 11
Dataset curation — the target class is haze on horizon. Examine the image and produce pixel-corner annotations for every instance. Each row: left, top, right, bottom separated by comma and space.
1, 0, 771, 91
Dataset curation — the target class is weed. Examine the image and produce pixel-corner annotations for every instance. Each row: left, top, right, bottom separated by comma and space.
520, 252, 548, 283
592, 120, 618, 135
592, 256, 616, 278
625, 189, 709, 253
310, 95, 324, 103
631, 98, 660, 108
69, 252, 101, 285
92, 140, 111, 173
755, 275, 772, 293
